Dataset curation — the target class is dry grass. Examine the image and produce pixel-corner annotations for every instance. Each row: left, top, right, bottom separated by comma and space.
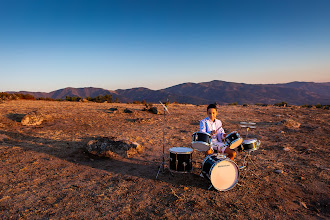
0, 100, 329, 219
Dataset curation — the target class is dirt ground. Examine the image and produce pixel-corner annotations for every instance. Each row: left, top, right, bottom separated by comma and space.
0, 100, 329, 219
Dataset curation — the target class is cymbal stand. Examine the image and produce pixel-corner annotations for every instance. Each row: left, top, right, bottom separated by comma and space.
239, 122, 261, 179
156, 101, 173, 179
240, 121, 256, 139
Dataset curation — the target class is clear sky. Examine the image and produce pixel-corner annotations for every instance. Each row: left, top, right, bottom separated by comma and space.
1, 0, 329, 92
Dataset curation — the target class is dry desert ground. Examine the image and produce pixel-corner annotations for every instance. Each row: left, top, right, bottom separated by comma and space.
0, 100, 329, 219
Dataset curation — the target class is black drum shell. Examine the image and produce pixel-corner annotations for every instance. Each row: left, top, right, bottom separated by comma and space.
238, 139, 258, 151
202, 154, 218, 178
169, 151, 193, 172
192, 132, 211, 144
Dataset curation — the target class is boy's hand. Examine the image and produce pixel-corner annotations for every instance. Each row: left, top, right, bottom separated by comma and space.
211, 130, 217, 135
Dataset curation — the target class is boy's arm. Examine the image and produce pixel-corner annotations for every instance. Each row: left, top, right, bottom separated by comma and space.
216, 127, 226, 141
200, 120, 208, 133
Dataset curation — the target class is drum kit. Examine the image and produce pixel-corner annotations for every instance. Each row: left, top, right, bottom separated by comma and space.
155, 103, 261, 191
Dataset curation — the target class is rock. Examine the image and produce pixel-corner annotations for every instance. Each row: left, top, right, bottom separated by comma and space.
274, 169, 283, 174
281, 119, 301, 129
131, 142, 144, 153
86, 137, 144, 158
21, 111, 44, 126
280, 130, 285, 134
148, 107, 158, 114
283, 147, 290, 151
108, 108, 119, 113
124, 108, 133, 113
300, 201, 307, 209
0, 134, 9, 142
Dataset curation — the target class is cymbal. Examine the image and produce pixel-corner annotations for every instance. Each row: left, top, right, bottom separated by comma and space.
240, 121, 256, 125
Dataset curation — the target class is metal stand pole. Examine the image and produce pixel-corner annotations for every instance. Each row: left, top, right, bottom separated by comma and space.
241, 151, 261, 179
156, 102, 172, 179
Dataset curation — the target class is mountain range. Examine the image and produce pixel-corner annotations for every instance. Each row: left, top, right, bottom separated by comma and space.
7, 80, 330, 105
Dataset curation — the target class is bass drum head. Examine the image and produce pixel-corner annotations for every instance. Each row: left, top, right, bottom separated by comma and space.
210, 160, 239, 191
191, 142, 210, 151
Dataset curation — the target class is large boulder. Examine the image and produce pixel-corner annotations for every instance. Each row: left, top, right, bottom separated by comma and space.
86, 137, 144, 158
281, 119, 301, 129
21, 111, 44, 126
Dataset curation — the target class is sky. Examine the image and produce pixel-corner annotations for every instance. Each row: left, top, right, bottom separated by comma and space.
0, 0, 329, 92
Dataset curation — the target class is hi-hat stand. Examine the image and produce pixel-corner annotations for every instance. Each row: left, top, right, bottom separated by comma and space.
156, 101, 172, 179
240, 148, 261, 179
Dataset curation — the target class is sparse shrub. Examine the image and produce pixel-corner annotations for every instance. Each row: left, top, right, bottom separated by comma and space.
66, 96, 81, 102
274, 101, 288, 107
0, 93, 35, 100
37, 97, 55, 101
228, 102, 238, 106
315, 103, 322, 108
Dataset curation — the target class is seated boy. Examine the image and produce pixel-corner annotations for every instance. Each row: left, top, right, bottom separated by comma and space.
200, 104, 236, 160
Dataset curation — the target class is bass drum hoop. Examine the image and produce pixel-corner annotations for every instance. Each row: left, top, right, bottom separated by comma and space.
208, 157, 239, 191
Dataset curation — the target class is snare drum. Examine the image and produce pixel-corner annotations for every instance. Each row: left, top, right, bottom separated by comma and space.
169, 147, 193, 173
191, 132, 212, 151
224, 131, 243, 149
202, 154, 239, 191
238, 139, 260, 152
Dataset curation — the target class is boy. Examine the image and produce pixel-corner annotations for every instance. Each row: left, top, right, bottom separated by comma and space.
200, 104, 236, 160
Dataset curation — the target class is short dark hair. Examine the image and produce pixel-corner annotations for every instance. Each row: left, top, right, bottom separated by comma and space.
207, 103, 217, 111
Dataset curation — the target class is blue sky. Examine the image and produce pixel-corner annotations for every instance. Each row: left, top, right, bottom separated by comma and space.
0, 0, 329, 92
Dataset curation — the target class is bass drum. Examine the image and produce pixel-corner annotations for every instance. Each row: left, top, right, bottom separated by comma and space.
202, 154, 239, 191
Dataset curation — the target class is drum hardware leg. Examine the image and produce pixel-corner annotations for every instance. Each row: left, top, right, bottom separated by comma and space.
241, 152, 261, 180
155, 103, 174, 179
208, 184, 213, 190
183, 162, 187, 172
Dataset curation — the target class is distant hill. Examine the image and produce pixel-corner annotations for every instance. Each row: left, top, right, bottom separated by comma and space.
6, 80, 330, 105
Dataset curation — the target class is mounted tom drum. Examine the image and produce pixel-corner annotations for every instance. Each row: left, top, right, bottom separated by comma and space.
191, 132, 212, 151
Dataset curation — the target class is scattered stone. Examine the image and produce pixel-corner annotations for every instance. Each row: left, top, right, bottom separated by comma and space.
0, 134, 9, 142
148, 107, 158, 114
280, 130, 285, 134
131, 142, 144, 153
82, 98, 88, 102
109, 108, 119, 113
86, 137, 144, 158
131, 118, 152, 123
300, 201, 307, 209
283, 147, 290, 151
274, 169, 283, 174
124, 108, 133, 113
281, 119, 301, 129
21, 111, 44, 126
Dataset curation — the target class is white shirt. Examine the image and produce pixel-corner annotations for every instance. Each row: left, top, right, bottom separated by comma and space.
200, 117, 225, 143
